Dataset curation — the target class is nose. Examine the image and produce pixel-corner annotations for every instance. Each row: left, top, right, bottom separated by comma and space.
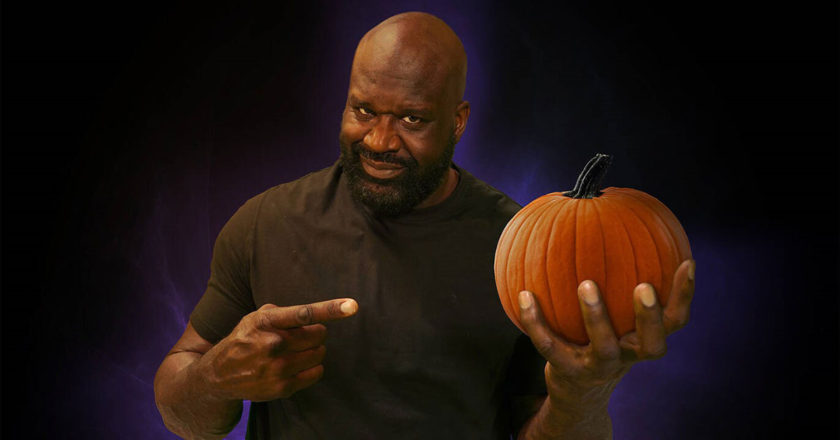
363, 116, 402, 153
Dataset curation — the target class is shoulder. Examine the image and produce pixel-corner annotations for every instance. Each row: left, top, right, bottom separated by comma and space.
456, 165, 522, 223
214, 162, 340, 243
243, 162, 342, 219
260, 162, 340, 207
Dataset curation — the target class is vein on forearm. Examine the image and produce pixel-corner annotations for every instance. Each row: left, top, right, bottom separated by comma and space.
155, 350, 243, 440
517, 394, 612, 440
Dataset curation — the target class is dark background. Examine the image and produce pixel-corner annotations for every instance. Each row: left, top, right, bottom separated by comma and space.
3, 1, 837, 438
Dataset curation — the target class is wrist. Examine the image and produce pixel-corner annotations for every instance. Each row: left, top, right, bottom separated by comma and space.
519, 388, 613, 440
187, 349, 238, 403
157, 351, 243, 440
544, 367, 615, 418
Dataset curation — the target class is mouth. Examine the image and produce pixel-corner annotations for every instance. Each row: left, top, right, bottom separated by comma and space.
359, 155, 407, 179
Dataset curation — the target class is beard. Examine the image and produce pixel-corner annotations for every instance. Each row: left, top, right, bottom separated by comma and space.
339, 133, 456, 217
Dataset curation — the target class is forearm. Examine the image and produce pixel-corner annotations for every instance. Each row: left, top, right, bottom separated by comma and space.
517, 387, 613, 440
154, 351, 243, 440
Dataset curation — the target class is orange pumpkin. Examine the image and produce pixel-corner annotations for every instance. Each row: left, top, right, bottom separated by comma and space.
494, 154, 691, 345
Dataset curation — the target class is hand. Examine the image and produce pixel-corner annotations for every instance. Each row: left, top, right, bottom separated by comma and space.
518, 259, 695, 407
197, 298, 358, 402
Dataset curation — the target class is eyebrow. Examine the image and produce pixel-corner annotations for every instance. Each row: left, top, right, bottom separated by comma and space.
347, 95, 434, 118
347, 96, 372, 109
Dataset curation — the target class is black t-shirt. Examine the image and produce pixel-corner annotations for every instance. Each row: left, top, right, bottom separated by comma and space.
190, 161, 547, 439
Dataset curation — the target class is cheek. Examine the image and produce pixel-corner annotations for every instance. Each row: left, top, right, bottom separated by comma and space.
403, 128, 450, 163
402, 141, 436, 165
339, 116, 365, 145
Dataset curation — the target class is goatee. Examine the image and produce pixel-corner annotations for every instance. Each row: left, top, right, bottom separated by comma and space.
339, 133, 456, 217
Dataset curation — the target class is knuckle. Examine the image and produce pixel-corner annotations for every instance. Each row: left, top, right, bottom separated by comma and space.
327, 301, 341, 317
265, 335, 286, 356
667, 312, 690, 333
273, 357, 290, 377
639, 309, 662, 325
534, 337, 555, 358
296, 305, 314, 325
594, 344, 620, 361
254, 312, 274, 330
644, 344, 667, 359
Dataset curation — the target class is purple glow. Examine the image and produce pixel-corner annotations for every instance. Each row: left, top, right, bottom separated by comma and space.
24, 2, 832, 439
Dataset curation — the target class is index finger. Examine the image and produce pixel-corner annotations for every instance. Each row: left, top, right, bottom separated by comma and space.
263, 298, 359, 329
517, 290, 580, 375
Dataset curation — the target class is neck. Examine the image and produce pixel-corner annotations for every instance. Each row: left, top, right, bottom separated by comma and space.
414, 166, 459, 209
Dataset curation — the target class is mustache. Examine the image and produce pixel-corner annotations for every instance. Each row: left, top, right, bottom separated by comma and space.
351, 142, 417, 168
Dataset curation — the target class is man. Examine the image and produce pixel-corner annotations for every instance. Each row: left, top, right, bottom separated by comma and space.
154, 11, 695, 439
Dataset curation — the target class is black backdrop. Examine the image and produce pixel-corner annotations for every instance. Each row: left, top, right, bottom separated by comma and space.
3, 1, 838, 438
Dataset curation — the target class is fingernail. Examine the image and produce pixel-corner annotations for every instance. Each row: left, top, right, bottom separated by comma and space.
518, 291, 533, 309
688, 261, 696, 281
340, 300, 358, 315
639, 285, 656, 308
581, 282, 599, 306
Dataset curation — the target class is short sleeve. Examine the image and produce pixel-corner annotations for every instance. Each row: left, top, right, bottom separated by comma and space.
189, 194, 265, 344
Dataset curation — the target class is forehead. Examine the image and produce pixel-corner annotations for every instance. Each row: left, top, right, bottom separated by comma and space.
348, 41, 453, 108
349, 64, 446, 106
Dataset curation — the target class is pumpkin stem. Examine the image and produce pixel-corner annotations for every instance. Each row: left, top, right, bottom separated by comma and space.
564, 153, 612, 199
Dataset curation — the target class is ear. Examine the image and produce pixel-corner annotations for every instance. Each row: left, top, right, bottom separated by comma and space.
453, 101, 470, 142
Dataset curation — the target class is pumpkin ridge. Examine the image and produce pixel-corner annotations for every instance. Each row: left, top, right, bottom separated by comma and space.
501, 204, 536, 326
640, 191, 691, 302
576, 200, 608, 343
620, 190, 688, 269
568, 199, 585, 343
496, 198, 544, 327
508, 197, 557, 326
597, 194, 645, 337
631, 191, 692, 260
573, 199, 591, 343
619, 190, 668, 298
513, 200, 556, 324
592, 198, 608, 292
612, 199, 640, 289
530, 199, 566, 330
543, 198, 574, 332
591, 197, 620, 335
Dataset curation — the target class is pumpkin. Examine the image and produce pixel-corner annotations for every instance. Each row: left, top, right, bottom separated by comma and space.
494, 154, 691, 345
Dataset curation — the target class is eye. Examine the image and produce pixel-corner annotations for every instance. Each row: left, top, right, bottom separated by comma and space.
401, 115, 422, 124
355, 107, 375, 119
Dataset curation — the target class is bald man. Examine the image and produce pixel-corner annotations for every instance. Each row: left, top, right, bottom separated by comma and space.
154, 12, 695, 439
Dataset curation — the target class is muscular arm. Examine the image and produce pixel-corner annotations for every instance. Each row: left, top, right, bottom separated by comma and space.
516, 388, 613, 440
154, 323, 242, 440
154, 299, 358, 439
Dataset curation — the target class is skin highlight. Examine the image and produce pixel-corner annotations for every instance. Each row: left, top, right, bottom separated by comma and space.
338, 12, 470, 216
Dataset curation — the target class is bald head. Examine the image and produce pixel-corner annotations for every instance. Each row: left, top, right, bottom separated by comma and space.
352, 12, 467, 107
339, 13, 472, 216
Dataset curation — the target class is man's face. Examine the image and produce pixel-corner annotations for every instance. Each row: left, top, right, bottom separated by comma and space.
338, 53, 464, 217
